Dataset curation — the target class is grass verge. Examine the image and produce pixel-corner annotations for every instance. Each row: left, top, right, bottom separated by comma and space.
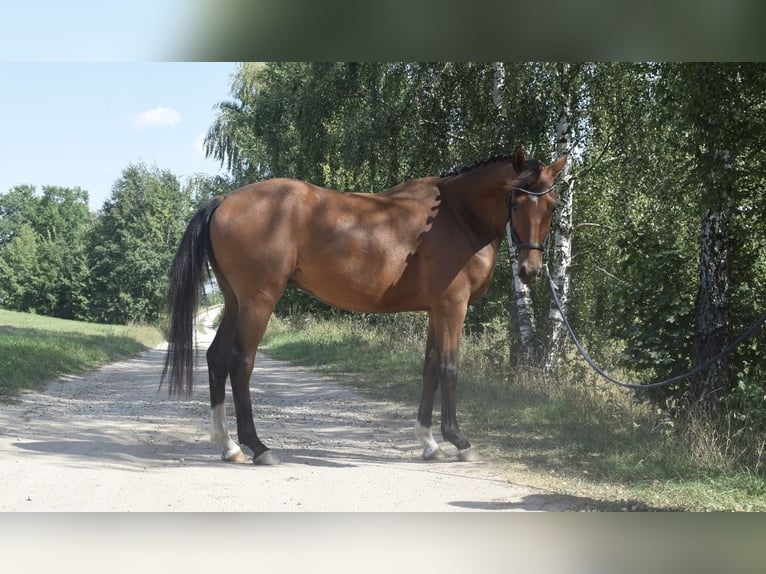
261, 313, 766, 511
0, 308, 164, 401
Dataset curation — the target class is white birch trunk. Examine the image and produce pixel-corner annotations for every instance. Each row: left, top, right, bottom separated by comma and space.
543, 63, 576, 375
507, 225, 539, 363
543, 170, 574, 374
492, 62, 505, 110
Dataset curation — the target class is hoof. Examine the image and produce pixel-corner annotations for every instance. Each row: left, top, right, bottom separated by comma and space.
223, 449, 247, 463
253, 450, 281, 466
457, 447, 481, 462
422, 447, 447, 461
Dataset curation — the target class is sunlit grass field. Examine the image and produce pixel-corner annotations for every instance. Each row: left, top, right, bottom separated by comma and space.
0, 308, 163, 400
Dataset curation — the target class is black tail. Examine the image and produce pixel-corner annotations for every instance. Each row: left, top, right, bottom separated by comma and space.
161, 197, 223, 397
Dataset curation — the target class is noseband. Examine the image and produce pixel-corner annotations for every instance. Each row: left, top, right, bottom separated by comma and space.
509, 184, 555, 252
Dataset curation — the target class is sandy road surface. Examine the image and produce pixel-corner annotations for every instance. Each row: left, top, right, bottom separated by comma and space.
0, 308, 571, 511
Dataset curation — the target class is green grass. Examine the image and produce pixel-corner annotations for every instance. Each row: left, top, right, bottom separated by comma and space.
0, 308, 164, 400
261, 313, 766, 511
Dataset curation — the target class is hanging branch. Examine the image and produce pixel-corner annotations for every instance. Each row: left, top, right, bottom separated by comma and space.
570, 134, 612, 181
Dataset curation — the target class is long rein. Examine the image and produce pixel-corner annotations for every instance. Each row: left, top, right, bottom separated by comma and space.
510, 184, 766, 390
544, 264, 766, 390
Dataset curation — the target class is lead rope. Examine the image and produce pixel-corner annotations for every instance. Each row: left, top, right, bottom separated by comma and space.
545, 265, 766, 390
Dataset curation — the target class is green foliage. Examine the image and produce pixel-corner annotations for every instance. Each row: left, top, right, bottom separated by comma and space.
184, 172, 238, 207
0, 62, 763, 437
611, 222, 696, 378
0, 174, 198, 327
205, 62, 558, 192
205, 62, 766, 427
0, 185, 37, 248
0, 224, 40, 311
566, 63, 766, 417
0, 186, 93, 319
86, 163, 193, 324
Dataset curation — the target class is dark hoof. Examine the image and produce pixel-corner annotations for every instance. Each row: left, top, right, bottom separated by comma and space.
457, 447, 481, 462
253, 450, 281, 466
422, 447, 447, 461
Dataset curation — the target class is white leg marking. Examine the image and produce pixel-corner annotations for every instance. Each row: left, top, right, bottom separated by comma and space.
415, 422, 441, 459
211, 404, 243, 461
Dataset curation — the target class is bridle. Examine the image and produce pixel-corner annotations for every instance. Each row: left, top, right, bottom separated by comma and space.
508, 184, 556, 252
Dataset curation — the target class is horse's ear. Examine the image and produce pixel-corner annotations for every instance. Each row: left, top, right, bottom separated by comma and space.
512, 146, 526, 172
550, 153, 568, 176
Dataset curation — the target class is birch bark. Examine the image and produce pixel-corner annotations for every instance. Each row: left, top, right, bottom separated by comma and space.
543, 63, 576, 375
507, 227, 540, 363
493, 62, 539, 363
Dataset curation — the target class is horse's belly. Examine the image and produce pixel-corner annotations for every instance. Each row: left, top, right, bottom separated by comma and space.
291, 263, 426, 314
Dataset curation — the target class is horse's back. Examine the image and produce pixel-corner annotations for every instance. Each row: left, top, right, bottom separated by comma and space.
207, 175, 497, 314
208, 177, 450, 312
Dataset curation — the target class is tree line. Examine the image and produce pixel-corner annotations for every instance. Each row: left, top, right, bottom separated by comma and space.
2, 62, 764, 426
0, 164, 207, 325
202, 62, 766, 421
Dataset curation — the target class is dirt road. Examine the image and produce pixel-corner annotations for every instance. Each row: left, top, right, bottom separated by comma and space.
0, 308, 571, 511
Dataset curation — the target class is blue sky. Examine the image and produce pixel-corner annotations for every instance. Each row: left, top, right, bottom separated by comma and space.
0, 1, 236, 212
0, 62, 237, 212
0, 1, 190, 61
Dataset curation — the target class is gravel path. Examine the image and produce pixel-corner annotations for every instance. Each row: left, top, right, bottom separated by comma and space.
0, 308, 570, 511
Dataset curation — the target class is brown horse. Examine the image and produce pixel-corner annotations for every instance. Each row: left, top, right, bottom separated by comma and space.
162, 147, 566, 465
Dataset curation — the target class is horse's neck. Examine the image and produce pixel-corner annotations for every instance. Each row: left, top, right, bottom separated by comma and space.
440, 168, 512, 244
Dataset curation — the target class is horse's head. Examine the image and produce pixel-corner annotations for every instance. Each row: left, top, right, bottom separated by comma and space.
508, 147, 567, 286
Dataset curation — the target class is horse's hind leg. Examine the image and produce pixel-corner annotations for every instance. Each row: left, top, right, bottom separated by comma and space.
208, 304, 246, 463
229, 298, 281, 466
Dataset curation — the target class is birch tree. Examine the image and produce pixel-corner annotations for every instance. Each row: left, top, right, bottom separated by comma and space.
543, 63, 578, 375
493, 61, 538, 363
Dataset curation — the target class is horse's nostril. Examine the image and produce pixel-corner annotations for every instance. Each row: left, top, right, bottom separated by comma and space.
518, 262, 542, 285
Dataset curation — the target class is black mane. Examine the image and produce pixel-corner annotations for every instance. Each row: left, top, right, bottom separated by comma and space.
439, 155, 513, 178
439, 154, 541, 179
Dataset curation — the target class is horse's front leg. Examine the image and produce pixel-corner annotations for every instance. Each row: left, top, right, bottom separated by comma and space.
438, 340, 480, 462
416, 317, 447, 460
416, 307, 480, 462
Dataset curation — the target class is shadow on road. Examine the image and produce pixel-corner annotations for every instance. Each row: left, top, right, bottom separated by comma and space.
449, 494, 682, 512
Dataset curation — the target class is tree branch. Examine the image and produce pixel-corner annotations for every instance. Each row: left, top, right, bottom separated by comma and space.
571, 134, 612, 181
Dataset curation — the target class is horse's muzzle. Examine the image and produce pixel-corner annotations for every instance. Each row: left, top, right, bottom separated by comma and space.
518, 259, 543, 286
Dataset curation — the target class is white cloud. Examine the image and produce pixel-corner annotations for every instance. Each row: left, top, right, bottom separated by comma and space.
132, 106, 182, 128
